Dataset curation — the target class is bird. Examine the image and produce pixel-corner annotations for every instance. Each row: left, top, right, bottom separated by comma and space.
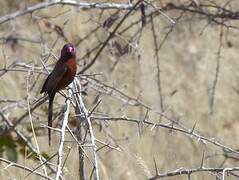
40, 43, 77, 146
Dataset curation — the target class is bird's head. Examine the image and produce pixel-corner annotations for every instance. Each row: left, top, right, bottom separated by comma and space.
61, 43, 76, 59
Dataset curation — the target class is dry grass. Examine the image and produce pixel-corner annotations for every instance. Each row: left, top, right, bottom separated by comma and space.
1, 0, 239, 179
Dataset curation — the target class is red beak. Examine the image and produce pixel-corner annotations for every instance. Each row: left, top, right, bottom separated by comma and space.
67, 46, 74, 53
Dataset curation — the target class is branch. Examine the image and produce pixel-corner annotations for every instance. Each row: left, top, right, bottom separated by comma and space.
1, 95, 48, 136
0, 157, 53, 180
209, 25, 223, 114
74, 79, 100, 180
0, 108, 57, 175
150, 15, 164, 113
78, 0, 143, 74
148, 166, 239, 179
0, 0, 133, 25
55, 84, 73, 180
92, 116, 239, 155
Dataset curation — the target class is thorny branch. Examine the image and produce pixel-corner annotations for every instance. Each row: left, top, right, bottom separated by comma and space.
0, 157, 54, 180
1, 0, 239, 180
74, 79, 100, 180
91, 116, 239, 155
79, 0, 143, 74
55, 84, 73, 179
0, 1, 134, 25
148, 166, 239, 180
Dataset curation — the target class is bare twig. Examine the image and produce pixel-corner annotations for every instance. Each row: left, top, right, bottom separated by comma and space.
26, 68, 48, 177
74, 79, 100, 180
148, 166, 239, 179
0, 157, 53, 180
92, 116, 239, 155
0, 111, 56, 174
150, 15, 164, 113
55, 84, 73, 179
209, 25, 223, 114
79, 0, 143, 74
0, 1, 134, 25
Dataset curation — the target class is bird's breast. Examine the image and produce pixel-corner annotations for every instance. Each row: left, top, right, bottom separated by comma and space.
55, 58, 77, 90
66, 58, 77, 78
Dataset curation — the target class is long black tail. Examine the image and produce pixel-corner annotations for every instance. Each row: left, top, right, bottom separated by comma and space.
48, 92, 55, 146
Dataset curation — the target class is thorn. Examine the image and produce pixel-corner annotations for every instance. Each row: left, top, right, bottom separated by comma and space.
190, 120, 198, 134
88, 99, 102, 118
143, 109, 149, 121
96, 144, 108, 152
200, 150, 205, 169
153, 157, 159, 175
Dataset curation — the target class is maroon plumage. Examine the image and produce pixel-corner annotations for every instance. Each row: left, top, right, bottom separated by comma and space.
41, 43, 77, 145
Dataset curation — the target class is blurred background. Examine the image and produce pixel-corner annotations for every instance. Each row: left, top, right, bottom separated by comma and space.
1, 0, 239, 179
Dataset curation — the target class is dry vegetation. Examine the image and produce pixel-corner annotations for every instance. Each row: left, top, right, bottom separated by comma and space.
1, 0, 239, 179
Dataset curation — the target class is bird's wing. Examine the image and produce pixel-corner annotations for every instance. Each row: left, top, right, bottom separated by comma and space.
41, 62, 67, 95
